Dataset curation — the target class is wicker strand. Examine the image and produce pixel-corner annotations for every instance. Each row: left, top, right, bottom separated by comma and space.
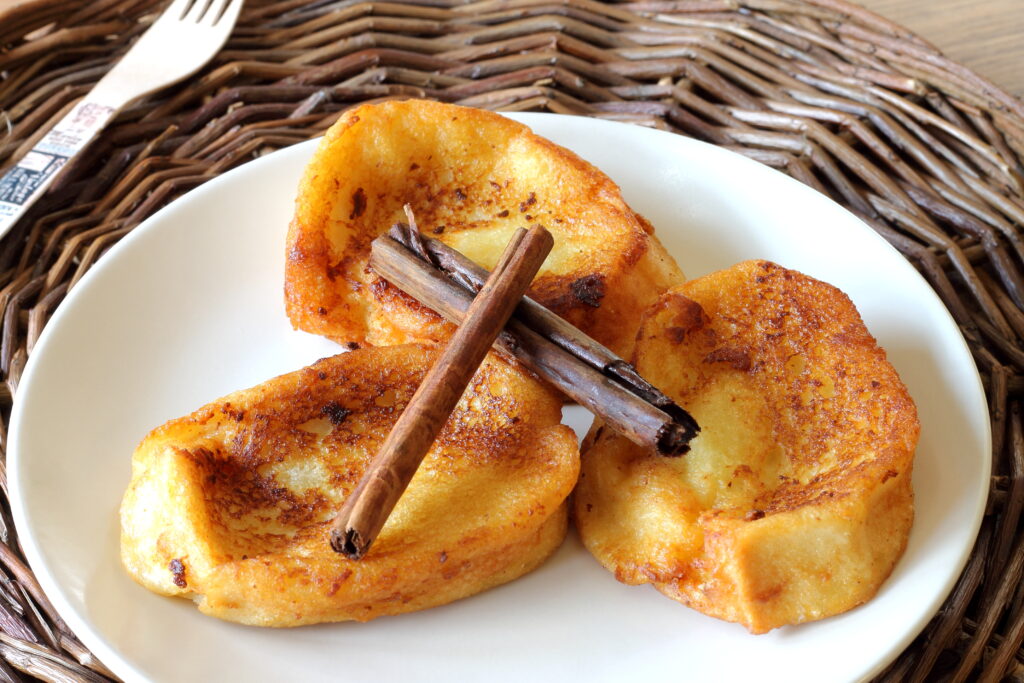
0, 0, 1022, 679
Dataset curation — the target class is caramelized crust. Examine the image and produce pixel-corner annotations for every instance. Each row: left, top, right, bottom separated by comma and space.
574, 260, 918, 633
285, 99, 683, 358
120, 345, 579, 626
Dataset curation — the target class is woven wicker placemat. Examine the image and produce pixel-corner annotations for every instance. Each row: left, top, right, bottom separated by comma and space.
1, 0, 1022, 680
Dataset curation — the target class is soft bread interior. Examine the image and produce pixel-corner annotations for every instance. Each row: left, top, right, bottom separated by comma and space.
121, 345, 579, 626
574, 260, 918, 633
285, 99, 684, 358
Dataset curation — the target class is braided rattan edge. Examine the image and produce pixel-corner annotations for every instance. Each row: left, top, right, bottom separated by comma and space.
2, 0, 1024, 680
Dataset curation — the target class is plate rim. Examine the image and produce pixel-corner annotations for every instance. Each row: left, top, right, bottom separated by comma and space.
8, 112, 991, 683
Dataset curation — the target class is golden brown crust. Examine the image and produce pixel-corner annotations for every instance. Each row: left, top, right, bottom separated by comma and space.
284, 99, 684, 358
574, 260, 918, 633
120, 345, 579, 626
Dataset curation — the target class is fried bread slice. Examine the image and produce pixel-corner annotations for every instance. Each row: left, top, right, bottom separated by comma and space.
285, 99, 683, 358
120, 345, 579, 626
574, 260, 918, 633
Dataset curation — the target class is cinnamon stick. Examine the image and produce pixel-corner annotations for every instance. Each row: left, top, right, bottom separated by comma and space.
370, 224, 700, 457
329, 225, 554, 560
389, 220, 698, 433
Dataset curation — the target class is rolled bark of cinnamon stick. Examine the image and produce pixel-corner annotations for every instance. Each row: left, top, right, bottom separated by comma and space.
388, 222, 697, 431
330, 225, 554, 560
369, 228, 700, 457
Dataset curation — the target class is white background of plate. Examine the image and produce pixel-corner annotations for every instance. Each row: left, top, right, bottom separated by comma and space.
9, 113, 990, 682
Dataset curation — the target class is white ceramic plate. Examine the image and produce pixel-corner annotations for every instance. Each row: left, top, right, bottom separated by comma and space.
9, 114, 989, 682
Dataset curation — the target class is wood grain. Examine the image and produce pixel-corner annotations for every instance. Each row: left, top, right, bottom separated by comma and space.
855, 0, 1024, 97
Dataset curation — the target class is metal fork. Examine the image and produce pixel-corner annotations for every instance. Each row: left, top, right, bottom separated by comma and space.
0, 0, 244, 237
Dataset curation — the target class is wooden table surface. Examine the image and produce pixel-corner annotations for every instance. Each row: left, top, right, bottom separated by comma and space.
856, 0, 1024, 98
1, 0, 1022, 99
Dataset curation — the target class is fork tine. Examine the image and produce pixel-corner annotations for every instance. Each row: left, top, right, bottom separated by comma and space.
198, 0, 225, 25
163, 0, 194, 21
206, 0, 243, 26
183, 0, 213, 22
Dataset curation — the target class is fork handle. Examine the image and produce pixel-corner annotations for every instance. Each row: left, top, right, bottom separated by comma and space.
0, 97, 120, 239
